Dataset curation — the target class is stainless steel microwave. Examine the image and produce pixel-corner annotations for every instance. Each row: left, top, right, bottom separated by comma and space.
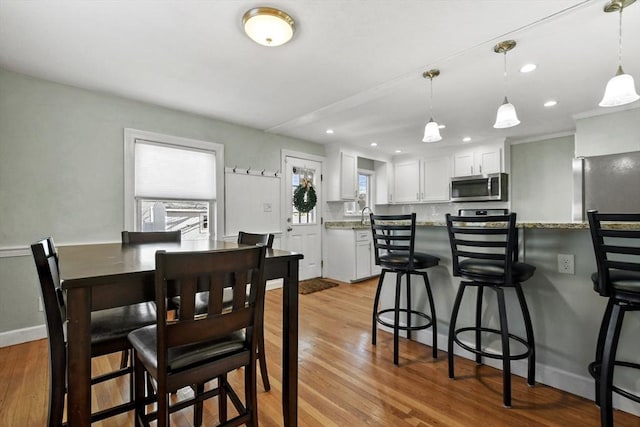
450, 173, 508, 202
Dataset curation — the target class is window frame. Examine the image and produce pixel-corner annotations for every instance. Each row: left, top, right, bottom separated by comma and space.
124, 128, 225, 240
344, 169, 374, 216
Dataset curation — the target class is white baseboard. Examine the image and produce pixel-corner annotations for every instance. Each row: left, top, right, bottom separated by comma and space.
0, 324, 47, 348
266, 278, 283, 291
379, 325, 640, 417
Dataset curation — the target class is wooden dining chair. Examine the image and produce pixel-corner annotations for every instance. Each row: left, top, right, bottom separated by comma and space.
180, 231, 274, 391
119, 230, 182, 368
128, 245, 267, 427
31, 237, 157, 426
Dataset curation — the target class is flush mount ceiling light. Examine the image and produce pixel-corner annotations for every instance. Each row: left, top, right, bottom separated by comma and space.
422, 69, 442, 142
599, 0, 639, 107
243, 7, 295, 47
493, 40, 521, 129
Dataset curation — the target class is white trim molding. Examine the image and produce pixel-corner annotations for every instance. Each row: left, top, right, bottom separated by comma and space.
0, 324, 47, 348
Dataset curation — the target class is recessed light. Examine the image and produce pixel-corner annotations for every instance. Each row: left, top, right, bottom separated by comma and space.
395, 150, 402, 153
520, 63, 537, 73
544, 100, 558, 107
370, 142, 378, 147
438, 124, 446, 129
325, 129, 334, 134
462, 137, 472, 142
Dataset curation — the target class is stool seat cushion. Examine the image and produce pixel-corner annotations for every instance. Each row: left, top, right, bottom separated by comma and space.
379, 251, 440, 270
591, 270, 640, 294
458, 259, 535, 284
129, 325, 246, 372
90, 302, 157, 346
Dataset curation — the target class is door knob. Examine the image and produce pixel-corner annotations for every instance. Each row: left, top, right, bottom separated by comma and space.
287, 227, 293, 232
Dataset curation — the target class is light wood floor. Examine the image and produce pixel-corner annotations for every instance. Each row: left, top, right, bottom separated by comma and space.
1, 278, 639, 426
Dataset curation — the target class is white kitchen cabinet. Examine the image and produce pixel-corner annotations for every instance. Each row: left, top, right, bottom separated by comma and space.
325, 147, 358, 201
339, 151, 358, 199
453, 146, 502, 177
325, 228, 380, 282
393, 159, 421, 203
390, 156, 450, 203
422, 155, 451, 201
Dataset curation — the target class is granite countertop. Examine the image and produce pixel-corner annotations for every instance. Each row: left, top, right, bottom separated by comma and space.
325, 221, 640, 230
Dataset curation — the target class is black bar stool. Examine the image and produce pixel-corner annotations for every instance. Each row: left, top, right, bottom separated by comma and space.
587, 210, 640, 427
370, 213, 439, 365
445, 212, 536, 408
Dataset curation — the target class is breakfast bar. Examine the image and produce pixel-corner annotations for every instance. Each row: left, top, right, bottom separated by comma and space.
324, 219, 640, 414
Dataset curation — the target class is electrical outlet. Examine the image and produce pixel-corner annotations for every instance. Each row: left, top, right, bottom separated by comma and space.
38, 297, 43, 312
557, 254, 575, 274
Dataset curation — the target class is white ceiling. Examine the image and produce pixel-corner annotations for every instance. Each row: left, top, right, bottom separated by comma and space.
1, 0, 639, 155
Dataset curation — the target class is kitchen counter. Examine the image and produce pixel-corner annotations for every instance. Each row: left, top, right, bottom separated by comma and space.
325, 220, 640, 230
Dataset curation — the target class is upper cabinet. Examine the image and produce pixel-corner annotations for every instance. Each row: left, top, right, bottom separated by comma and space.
390, 156, 451, 203
339, 151, 358, 200
393, 159, 421, 203
422, 155, 451, 202
326, 148, 358, 201
453, 145, 502, 177
325, 146, 392, 203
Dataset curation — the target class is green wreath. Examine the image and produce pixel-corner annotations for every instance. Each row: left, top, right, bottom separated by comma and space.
293, 178, 317, 213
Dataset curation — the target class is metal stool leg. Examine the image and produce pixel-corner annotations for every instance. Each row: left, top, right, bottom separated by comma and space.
495, 286, 512, 408
406, 272, 412, 340
421, 271, 437, 359
393, 272, 402, 366
475, 285, 484, 365
448, 282, 466, 379
371, 270, 386, 346
515, 283, 536, 386
600, 303, 625, 427
593, 298, 615, 406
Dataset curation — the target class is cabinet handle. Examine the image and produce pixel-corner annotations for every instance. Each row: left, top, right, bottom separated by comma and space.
471, 165, 474, 175
479, 164, 482, 174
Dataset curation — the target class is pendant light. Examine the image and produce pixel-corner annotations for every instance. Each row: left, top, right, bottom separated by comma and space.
493, 40, 520, 129
243, 7, 295, 47
599, 0, 639, 107
422, 69, 442, 142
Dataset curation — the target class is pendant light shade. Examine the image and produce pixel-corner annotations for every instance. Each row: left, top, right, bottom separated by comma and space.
599, 1, 639, 107
494, 97, 521, 129
600, 68, 640, 106
243, 7, 295, 47
422, 69, 442, 143
423, 118, 442, 143
493, 40, 520, 129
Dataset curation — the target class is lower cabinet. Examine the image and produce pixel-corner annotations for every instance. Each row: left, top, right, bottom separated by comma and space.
325, 228, 380, 282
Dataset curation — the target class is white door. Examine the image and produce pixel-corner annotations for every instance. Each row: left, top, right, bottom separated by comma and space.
284, 156, 323, 280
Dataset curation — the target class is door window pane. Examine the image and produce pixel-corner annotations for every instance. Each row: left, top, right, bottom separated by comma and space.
291, 167, 316, 225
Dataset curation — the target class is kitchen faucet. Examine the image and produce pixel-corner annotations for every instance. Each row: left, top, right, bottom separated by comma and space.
361, 206, 373, 225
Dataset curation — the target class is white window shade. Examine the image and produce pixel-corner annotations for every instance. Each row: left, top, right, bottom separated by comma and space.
135, 140, 216, 200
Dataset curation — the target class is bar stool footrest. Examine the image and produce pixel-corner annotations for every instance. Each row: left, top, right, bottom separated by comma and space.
453, 326, 532, 361
588, 360, 640, 404
376, 308, 433, 331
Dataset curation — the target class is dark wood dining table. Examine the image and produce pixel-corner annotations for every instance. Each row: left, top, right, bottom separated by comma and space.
58, 240, 303, 426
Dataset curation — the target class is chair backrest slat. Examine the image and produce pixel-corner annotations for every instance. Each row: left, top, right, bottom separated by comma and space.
446, 213, 518, 282
369, 213, 417, 269
588, 210, 640, 296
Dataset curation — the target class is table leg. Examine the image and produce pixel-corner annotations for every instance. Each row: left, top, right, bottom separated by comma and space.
66, 286, 92, 426
282, 260, 299, 427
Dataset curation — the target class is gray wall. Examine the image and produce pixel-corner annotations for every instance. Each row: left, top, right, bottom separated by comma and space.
510, 135, 575, 222
575, 106, 640, 157
0, 67, 323, 333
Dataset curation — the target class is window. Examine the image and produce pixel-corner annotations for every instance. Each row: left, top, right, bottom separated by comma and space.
344, 171, 373, 216
124, 129, 224, 240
